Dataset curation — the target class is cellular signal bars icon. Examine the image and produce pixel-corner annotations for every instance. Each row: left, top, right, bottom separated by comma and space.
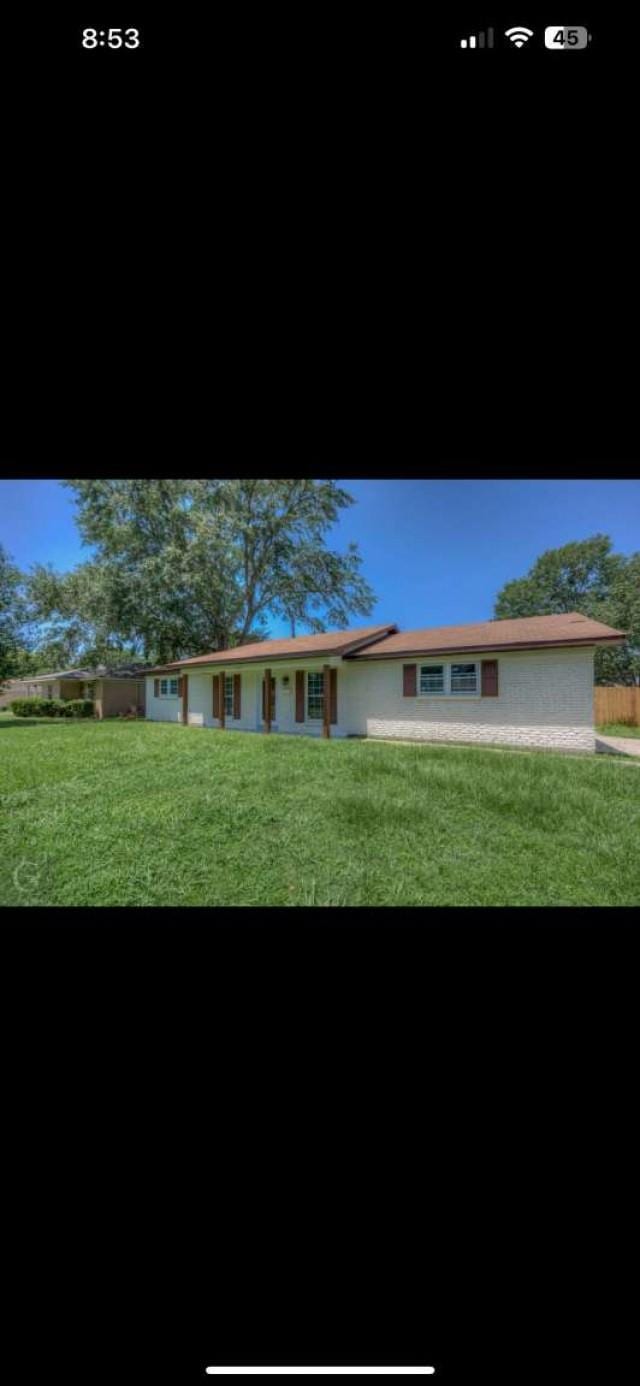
460, 28, 494, 48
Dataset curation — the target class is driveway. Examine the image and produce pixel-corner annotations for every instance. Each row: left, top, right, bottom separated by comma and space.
595, 734, 640, 759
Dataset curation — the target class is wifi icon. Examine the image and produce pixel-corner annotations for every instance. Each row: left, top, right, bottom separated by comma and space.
505, 26, 534, 47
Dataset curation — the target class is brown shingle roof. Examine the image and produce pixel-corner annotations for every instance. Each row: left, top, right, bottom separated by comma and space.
29, 664, 151, 681
146, 623, 397, 673
348, 612, 626, 658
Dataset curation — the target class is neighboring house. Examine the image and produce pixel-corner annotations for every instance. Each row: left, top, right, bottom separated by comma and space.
144, 613, 625, 753
0, 678, 33, 710
17, 664, 149, 719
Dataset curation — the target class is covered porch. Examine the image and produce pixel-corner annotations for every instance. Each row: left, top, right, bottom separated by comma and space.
180, 657, 342, 737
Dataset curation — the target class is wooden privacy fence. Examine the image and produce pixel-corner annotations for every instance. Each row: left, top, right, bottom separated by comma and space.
594, 685, 640, 726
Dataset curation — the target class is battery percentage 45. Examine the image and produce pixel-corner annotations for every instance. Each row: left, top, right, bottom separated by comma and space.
545, 26, 591, 48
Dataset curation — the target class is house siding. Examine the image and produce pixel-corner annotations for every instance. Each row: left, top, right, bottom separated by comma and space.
186, 669, 261, 731
99, 679, 146, 718
145, 647, 596, 752
24, 680, 62, 699
145, 677, 181, 723
342, 647, 596, 752
185, 660, 349, 736
146, 659, 350, 736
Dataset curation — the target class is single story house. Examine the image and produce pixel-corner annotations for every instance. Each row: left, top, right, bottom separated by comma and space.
20, 664, 149, 719
144, 612, 625, 753
0, 678, 34, 710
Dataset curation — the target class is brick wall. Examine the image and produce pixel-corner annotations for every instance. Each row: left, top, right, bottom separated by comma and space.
187, 669, 261, 730
101, 679, 146, 717
145, 677, 181, 722
341, 647, 596, 752
146, 648, 596, 752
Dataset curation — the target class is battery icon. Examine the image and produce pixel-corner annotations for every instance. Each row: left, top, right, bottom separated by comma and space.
544, 26, 591, 49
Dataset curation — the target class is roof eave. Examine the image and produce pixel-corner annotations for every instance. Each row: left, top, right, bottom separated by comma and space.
337, 624, 398, 655
149, 650, 359, 673
347, 634, 627, 659
146, 626, 398, 673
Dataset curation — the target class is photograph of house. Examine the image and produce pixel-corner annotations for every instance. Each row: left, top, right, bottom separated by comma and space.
16, 663, 148, 718
1, 477, 638, 909
144, 612, 625, 754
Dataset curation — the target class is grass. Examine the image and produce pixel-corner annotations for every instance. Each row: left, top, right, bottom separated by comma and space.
597, 723, 640, 739
1, 718, 639, 907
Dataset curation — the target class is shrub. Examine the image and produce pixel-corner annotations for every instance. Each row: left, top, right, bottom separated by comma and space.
9, 696, 94, 718
10, 697, 60, 717
64, 699, 95, 718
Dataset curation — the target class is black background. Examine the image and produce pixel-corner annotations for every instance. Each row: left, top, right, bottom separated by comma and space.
2, 10, 637, 1383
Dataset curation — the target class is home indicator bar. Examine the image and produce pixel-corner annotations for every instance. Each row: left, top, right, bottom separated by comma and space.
204, 1371, 436, 1377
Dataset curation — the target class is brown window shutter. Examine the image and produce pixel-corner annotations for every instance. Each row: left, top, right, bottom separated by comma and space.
154, 678, 159, 698
295, 670, 305, 722
212, 676, 220, 718
262, 679, 266, 721
330, 668, 338, 724
403, 664, 417, 697
233, 673, 241, 720
481, 659, 499, 696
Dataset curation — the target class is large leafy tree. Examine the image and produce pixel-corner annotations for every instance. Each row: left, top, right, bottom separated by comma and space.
27, 480, 376, 663
494, 534, 640, 685
0, 544, 29, 684
25, 561, 146, 668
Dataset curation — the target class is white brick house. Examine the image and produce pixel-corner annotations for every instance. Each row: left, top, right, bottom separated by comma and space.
144, 613, 625, 753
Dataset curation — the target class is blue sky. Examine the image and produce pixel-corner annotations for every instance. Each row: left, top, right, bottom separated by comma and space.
1, 479, 638, 638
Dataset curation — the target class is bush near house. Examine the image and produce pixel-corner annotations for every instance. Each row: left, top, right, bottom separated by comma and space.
10, 696, 94, 718
10, 697, 64, 717
60, 700, 95, 718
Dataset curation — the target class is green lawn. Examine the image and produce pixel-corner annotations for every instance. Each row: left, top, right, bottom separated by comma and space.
1, 718, 639, 907
597, 723, 640, 739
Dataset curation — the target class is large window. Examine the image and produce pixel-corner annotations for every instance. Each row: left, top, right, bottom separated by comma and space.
418, 662, 479, 696
160, 677, 179, 697
224, 675, 233, 717
450, 663, 477, 693
419, 664, 444, 694
307, 671, 325, 719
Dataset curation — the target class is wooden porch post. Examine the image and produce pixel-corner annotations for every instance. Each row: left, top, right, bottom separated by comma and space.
219, 672, 225, 728
182, 674, 189, 725
323, 664, 331, 738
265, 667, 272, 733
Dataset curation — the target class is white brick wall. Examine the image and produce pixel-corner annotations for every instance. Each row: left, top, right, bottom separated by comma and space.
147, 660, 350, 735
340, 647, 596, 752
145, 678, 181, 723
186, 660, 349, 736
186, 668, 260, 730
146, 648, 596, 752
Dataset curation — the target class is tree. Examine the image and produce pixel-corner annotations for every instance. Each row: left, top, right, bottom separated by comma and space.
494, 534, 640, 685
26, 561, 146, 668
27, 480, 376, 663
0, 544, 28, 685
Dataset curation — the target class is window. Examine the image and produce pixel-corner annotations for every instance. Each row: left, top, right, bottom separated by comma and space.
307, 671, 325, 719
450, 663, 477, 693
224, 675, 233, 717
420, 664, 444, 694
160, 677, 179, 697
